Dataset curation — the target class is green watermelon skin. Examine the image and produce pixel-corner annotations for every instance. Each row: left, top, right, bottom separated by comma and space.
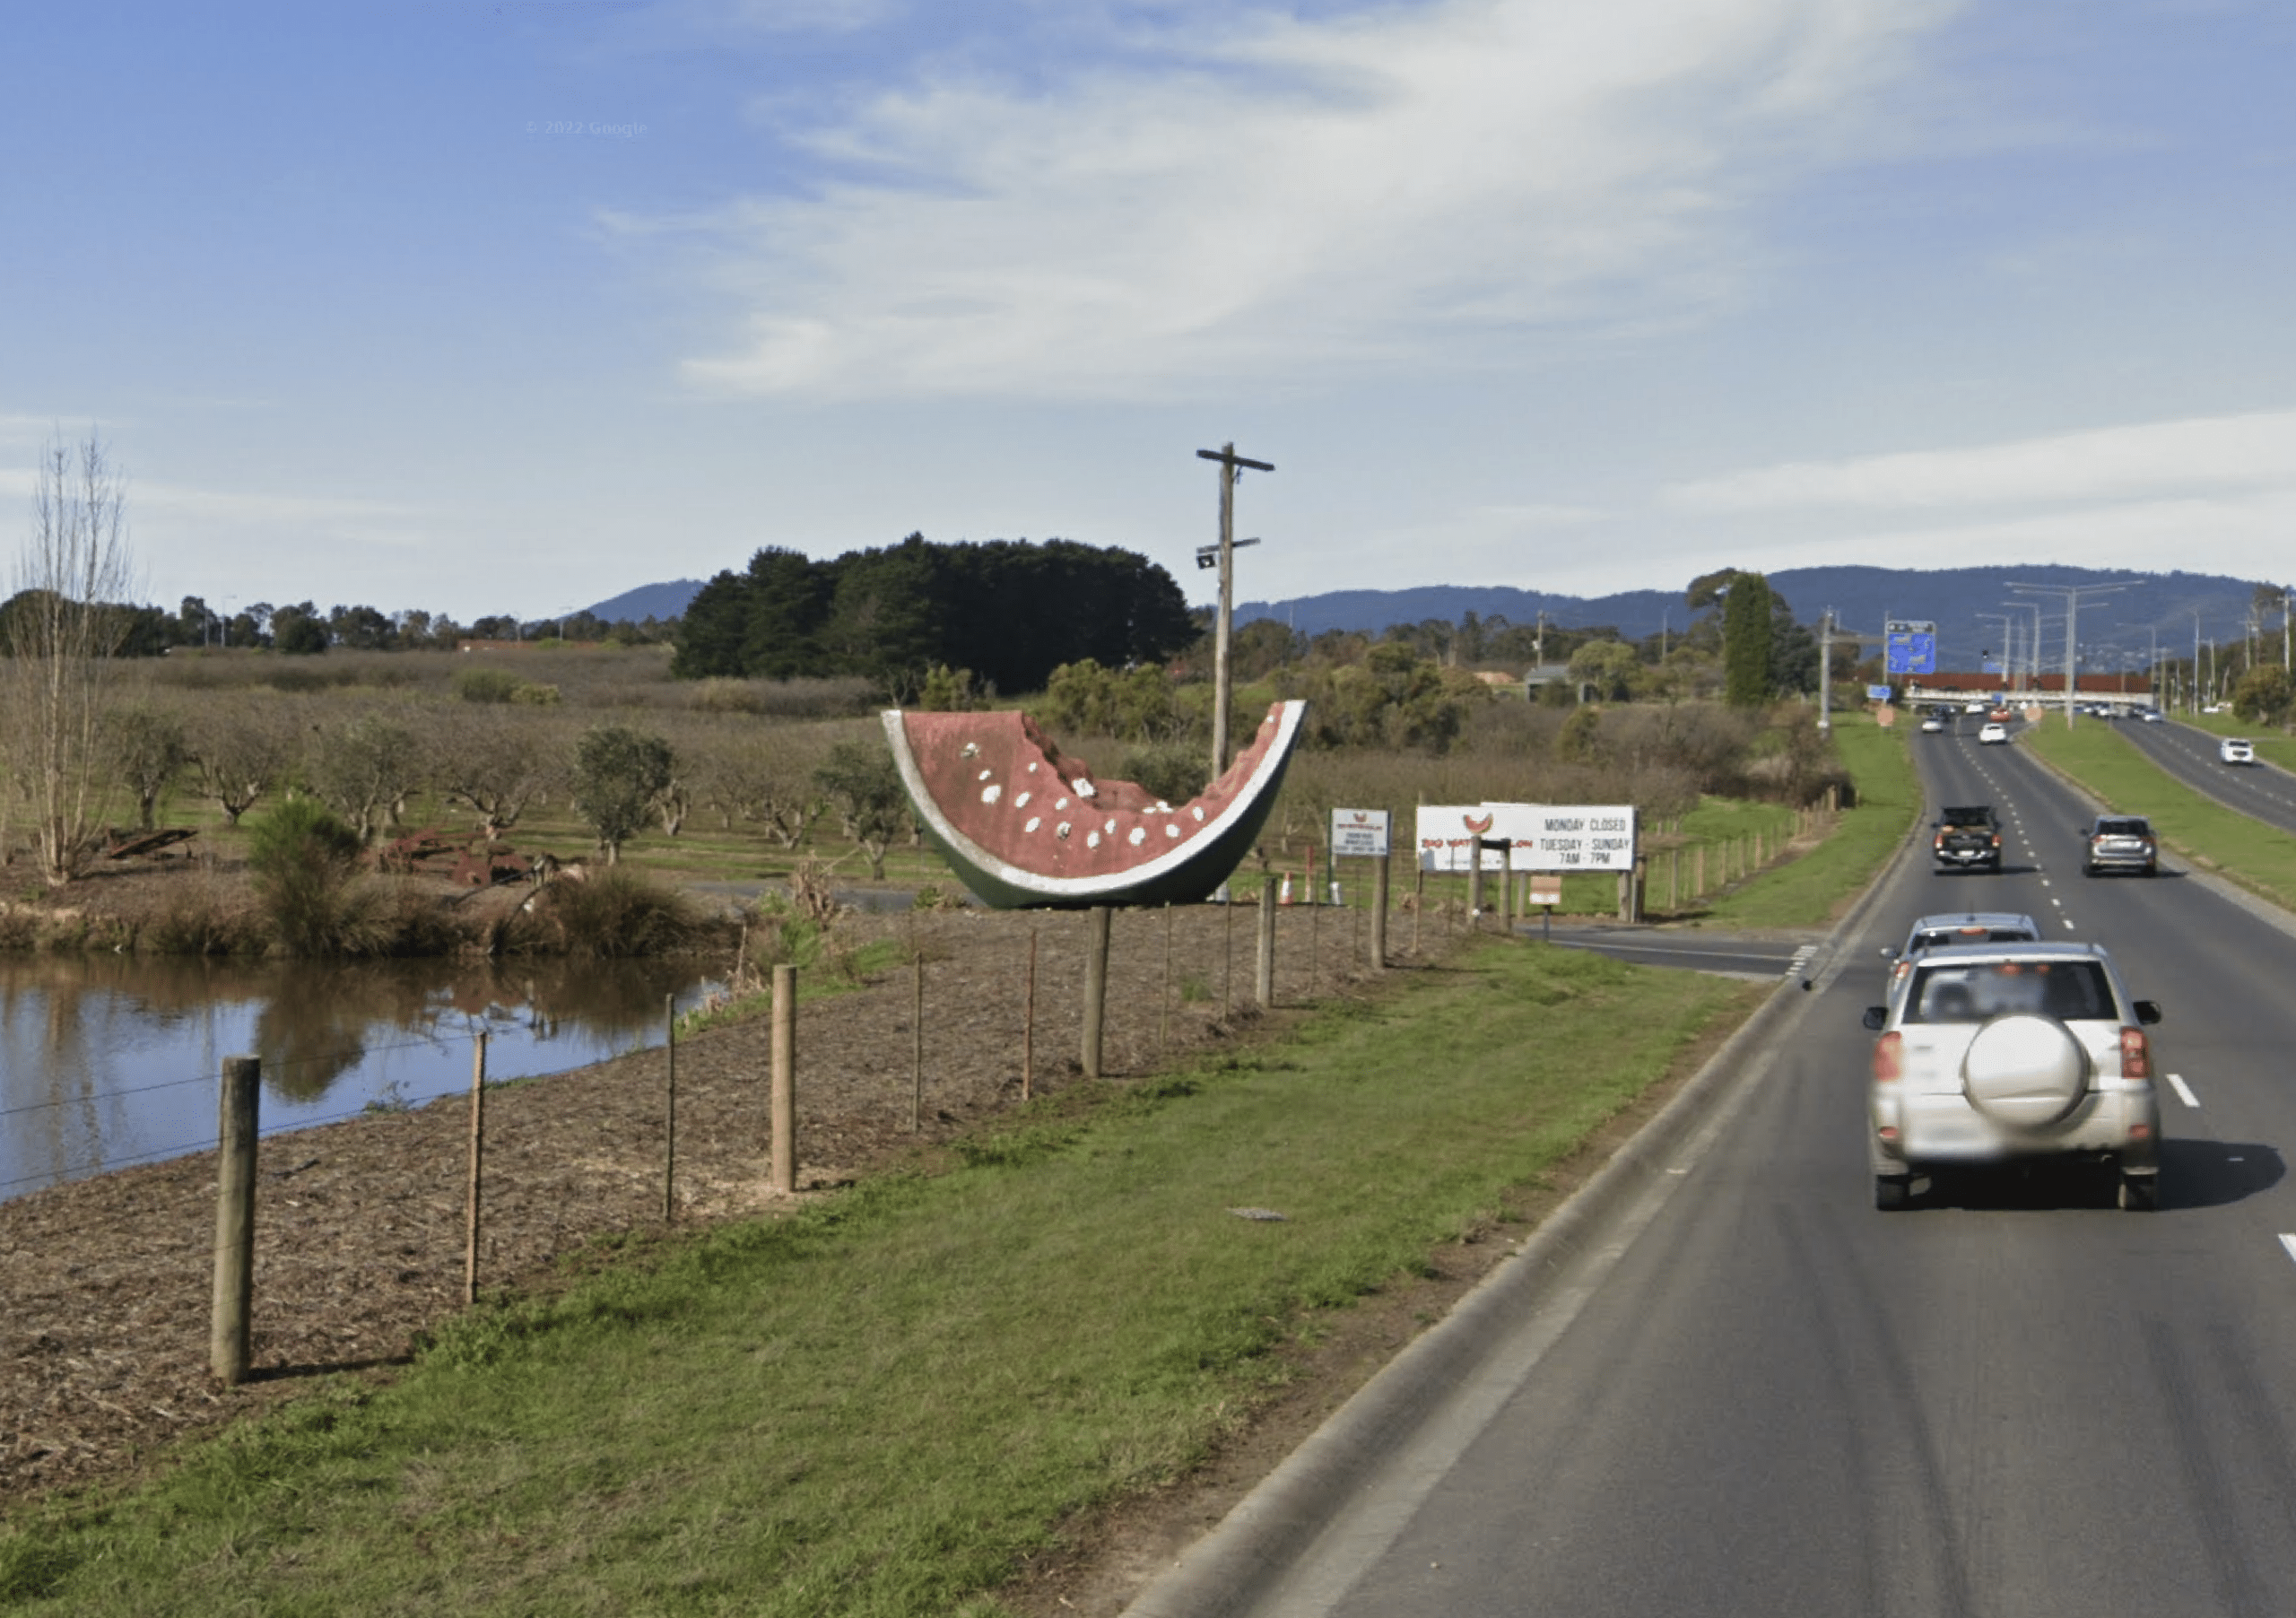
883, 700, 1306, 909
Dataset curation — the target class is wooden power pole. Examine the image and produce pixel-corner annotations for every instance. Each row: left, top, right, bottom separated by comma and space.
1196, 443, 1275, 776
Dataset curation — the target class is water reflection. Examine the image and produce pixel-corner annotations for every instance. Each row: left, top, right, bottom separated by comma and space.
0, 954, 715, 1201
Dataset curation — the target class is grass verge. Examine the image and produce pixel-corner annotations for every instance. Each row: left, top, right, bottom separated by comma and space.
1688, 713, 1918, 929
2022, 722, 2296, 911
0, 944, 1751, 1616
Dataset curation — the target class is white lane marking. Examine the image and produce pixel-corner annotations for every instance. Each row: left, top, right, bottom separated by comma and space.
2039, 878, 2050, 888
2279, 1234, 2296, 1269
2060, 918, 2075, 930
2166, 1073, 2198, 1108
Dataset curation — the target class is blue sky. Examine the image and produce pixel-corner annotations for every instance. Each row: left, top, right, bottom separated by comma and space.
4, 0, 2291, 624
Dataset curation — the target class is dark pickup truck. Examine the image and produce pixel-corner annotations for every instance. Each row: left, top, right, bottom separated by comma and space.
1933, 805, 2004, 872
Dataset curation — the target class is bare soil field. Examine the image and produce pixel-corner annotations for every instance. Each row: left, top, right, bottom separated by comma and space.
1, 894, 1446, 1518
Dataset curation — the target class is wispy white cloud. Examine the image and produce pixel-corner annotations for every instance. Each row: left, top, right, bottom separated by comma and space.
644, 0, 1961, 399
1664, 409, 2296, 510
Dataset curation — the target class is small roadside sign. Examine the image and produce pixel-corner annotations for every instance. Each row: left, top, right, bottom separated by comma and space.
1866, 683, 1893, 702
1875, 704, 1896, 727
1527, 874, 1562, 907
1328, 808, 1390, 858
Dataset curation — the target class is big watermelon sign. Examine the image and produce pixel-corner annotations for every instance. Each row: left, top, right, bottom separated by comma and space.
883, 700, 1307, 909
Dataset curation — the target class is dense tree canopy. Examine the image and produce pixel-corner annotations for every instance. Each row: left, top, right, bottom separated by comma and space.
671, 534, 1195, 696
1722, 573, 1776, 707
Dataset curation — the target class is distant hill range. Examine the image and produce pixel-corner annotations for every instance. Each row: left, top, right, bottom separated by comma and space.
590, 565, 2279, 674
581, 579, 705, 623
1235, 566, 2282, 672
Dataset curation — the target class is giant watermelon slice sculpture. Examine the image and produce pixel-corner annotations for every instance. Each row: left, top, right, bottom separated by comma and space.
883, 700, 1307, 909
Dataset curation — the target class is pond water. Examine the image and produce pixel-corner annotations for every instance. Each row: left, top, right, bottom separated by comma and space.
0, 954, 718, 1205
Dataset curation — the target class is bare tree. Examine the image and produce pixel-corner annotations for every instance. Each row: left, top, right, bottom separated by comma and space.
426, 707, 564, 839
0, 431, 138, 883
103, 702, 189, 831
186, 697, 298, 826
309, 711, 422, 844
714, 726, 832, 849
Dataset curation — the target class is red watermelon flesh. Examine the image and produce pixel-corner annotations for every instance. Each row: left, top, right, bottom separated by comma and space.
885, 700, 1305, 906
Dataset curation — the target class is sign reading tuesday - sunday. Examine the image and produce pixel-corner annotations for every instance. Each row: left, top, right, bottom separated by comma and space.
1415, 805, 1638, 873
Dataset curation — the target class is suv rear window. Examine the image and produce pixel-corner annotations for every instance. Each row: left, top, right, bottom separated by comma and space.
1910, 928, 2035, 952
1907, 960, 2117, 1024
2095, 818, 2152, 837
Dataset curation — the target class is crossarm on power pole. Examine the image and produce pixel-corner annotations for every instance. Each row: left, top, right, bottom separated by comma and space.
1195, 443, 1276, 777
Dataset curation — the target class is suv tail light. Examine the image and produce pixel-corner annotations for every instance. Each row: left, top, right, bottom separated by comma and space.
1873, 1031, 1902, 1083
2118, 1026, 2152, 1081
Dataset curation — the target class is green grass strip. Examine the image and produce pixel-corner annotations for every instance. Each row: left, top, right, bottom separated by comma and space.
1690, 713, 1918, 929
1, 946, 1748, 1616
2022, 722, 2296, 911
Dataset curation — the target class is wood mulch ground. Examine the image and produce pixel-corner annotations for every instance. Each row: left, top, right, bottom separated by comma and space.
2, 895, 1481, 1530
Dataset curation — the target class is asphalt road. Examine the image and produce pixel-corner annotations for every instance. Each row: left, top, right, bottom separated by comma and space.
2110, 716, 2296, 833
1145, 725, 2296, 1618
1536, 923, 1819, 983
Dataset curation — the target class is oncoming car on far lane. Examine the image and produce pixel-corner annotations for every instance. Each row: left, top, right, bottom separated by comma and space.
1880, 912, 2043, 1003
1864, 943, 2163, 1212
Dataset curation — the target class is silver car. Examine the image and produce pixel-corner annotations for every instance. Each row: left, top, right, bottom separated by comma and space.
1880, 911, 2043, 1003
1864, 943, 2162, 1211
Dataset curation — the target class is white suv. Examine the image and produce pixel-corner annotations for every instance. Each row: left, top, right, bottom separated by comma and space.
2220, 737, 2256, 765
1864, 943, 2162, 1211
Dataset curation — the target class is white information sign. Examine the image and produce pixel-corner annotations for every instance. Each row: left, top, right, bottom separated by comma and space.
1328, 808, 1391, 858
1414, 805, 1638, 873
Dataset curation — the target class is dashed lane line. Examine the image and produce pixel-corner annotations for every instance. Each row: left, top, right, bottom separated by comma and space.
2166, 1073, 2198, 1109
2279, 1234, 2296, 1270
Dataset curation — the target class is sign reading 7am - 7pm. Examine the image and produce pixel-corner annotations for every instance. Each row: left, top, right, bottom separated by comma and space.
1415, 805, 1638, 872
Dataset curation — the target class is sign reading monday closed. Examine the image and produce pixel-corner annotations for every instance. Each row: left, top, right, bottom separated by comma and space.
1414, 805, 1638, 873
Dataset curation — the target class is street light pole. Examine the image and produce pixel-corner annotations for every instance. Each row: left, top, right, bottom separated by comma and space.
2012, 582, 2128, 727
1196, 443, 1274, 776
1816, 609, 1832, 733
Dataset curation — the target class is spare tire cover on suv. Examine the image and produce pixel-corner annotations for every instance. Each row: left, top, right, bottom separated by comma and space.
1961, 1014, 2089, 1128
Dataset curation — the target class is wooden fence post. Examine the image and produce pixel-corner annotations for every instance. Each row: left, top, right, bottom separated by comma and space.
1082, 905, 1111, 1079
1161, 905, 1175, 1052
210, 1055, 259, 1387
1022, 929, 1037, 1100
1370, 855, 1389, 972
770, 964, 796, 1196
1309, 888, 1321, 998
1256, 878, 1278, 1007
663, 997, 677, 1221
1222, 897, 1234, 1022
911, 935, 926, 1132
465, 1034, 485, 1303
